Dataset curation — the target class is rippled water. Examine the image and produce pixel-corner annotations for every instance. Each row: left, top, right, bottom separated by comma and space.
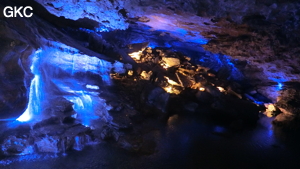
2, 113, 300, 169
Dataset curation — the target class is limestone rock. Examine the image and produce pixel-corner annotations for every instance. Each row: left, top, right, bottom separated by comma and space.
100, 126, 119, 141
138, 16, 150, 22
148, 87, 169, 113
162, 57, 180, 67
35, 0, 131, 30
35, 136, 60, 153
1, 135, 34, 155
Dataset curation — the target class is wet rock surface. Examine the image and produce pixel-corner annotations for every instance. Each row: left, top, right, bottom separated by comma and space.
273, 86, 300, 129
1, 122, 95, 156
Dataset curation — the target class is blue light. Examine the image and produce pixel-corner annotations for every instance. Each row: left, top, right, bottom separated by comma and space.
164, 42, 171, 48
269, 78, 286, 91
199, 53, 243, 81
17, 50, 44, 122
66, 92, 99, 127
268, 128, 273, 137
79, 26, 110, 33
79, 28, 94, 33
254, 101, 264, 105
86, 84, 99, 90
17, 41, 115, 126
16, 77, 35, 122
73, 136, 82, 151
187, 38, 208, 44
277, 82, 283, 90
95, 26, 109, 32
148, 43, 157, 48
176, 28, 188, 35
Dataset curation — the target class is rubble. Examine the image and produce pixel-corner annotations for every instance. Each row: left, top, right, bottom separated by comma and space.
1, 136, 34, 156
161, 57, 181, 68
1, 121, 96, 156
140, 71, 152, 80
129, 50, 143, 61
127, 47, 262, 125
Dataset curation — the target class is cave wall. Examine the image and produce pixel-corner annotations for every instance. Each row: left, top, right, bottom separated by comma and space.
34, 0, 144, 30
34, 0, 300, 44
1, 0, 300, 121
0, 29, 34, 119
0, 4, 38, 119
0, 1, 115, 119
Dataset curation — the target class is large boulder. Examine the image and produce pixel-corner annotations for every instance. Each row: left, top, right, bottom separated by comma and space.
273, 87, 300, 129
147, 87, 170, 113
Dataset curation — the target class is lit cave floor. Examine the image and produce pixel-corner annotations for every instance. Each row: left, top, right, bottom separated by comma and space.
2, 114, 300, 169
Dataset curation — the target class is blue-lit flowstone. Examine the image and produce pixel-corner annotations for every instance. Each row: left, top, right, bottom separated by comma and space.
17, 41, 124, 127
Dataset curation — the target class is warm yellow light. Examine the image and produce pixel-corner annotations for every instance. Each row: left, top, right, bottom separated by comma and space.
163, 86, 181, 95
164, 76, 181, 86
129, 49, 144, 60
128, 70, 133, 76
264, 103, 276, 117
160, 63, 169, 69
199, 87, 205, 91
217, 86, 225, 92
140, 71, 152, 80
164, 86, 173, 93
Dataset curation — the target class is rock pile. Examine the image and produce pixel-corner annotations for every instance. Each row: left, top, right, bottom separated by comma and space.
1, 121, 95, 156
125, 47, 262, 125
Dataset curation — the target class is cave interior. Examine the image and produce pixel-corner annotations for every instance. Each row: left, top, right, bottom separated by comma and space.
1, 0, 300, 168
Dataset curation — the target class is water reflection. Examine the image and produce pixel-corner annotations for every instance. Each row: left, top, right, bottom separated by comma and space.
3, 112, 300, 168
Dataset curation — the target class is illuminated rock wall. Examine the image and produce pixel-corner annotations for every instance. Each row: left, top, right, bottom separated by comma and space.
0, 2, 120, 120
34, 0, 143, 30
17, 41, 124, 126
